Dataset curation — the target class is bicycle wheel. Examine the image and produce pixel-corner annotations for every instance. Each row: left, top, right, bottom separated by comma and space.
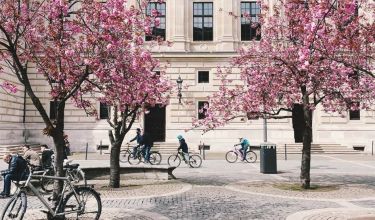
1, 191, 27, 220
127, 154, 141, 165
41, 168, 55, 193
245, 151, 257, 163
167, 155, 181, 167
72, 169, 87, 186
225, 151, 238, 163
189, 155, 202, 168
119, 150, 129, 163
149, 152, 162, 165
62, 186, 101, 220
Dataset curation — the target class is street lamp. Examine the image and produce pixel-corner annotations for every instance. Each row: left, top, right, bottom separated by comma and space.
176, 75, 183, 104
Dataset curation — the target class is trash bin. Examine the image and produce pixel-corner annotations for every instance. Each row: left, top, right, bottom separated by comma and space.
260, 143, 277, 174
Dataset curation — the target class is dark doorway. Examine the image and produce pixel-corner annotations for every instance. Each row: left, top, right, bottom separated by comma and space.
144, 105, 166, 142
292, 104, 304, 143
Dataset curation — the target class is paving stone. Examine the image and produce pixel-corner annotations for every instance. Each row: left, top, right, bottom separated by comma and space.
1, 157, 375, 219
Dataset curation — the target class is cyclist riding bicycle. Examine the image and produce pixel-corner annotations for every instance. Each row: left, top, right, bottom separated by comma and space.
234, 137, 250, 161
129, 128, 142, 157
177, 135, 189, 163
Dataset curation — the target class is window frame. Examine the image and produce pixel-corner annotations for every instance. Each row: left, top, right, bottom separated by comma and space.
198, 71, 210, 84
145, 2, 166, 41
193, 2, 213, 41
99, 102, 109, 120
349, 102, 360, 120
240, 1, 261, 41
197, 101, 209, 119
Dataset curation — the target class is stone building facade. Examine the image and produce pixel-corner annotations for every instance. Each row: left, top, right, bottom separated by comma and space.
0, 0, 374, 153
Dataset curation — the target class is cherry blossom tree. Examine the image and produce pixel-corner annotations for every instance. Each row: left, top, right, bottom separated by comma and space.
0, 0, 170, 193
80, 0, 171, 188
194, 0, 375, 188
0, 0, 86, 197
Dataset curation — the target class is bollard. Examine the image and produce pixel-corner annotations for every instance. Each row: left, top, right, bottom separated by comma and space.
100, 140, 102, 155
85, 143, 88, 160
284, 144, 287, 160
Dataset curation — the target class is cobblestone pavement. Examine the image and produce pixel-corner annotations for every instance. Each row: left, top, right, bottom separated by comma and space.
0, 154, 374, 219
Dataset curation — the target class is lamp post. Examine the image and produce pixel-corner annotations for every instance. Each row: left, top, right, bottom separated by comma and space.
262, 93, 268, 143
176, 75, 183, 104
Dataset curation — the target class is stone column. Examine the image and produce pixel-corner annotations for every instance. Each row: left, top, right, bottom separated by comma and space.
170, 0, 188, 51
217, 0, 236, 51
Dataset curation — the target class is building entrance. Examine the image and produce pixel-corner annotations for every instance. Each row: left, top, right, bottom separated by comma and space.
144, 105, 166, 142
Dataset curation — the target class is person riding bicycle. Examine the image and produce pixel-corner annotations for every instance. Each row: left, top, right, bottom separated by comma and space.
177, 135, 189, 163
234, 137, 250, 161
140, 132, 153, 164
129, 128, 142, 157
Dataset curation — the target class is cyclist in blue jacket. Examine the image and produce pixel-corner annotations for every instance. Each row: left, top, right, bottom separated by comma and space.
235, 137, 250, 161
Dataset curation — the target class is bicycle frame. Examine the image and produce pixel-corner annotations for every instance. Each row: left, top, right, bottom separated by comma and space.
15, 173, 81, 217
233, 146, 245, 158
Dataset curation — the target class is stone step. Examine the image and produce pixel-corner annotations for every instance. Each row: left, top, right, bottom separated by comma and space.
0, 143, 42, 158
276, 143, 363, 154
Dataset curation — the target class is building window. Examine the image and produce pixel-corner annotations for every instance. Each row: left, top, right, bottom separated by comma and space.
198, 101, 209, 119
193, 2, 213, 41
49, 101, 58, 120
198, 71, 209, 83
100, 102, 109, 119
146, 2, 166, 41
349, 102, 360, 120
241, 2, 261, 41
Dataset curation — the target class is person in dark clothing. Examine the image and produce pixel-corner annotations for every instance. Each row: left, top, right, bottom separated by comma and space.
63, 134, 70, 159
129, 128, 142, 157
177, 135, 189, 163
41, 145, 54, 169
140, 132, 153, 163
1, 154, 29, 198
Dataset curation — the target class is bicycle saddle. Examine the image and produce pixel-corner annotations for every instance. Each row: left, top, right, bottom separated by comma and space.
63, 163, 79, 169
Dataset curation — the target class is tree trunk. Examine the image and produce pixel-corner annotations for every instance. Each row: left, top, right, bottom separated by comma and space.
51, 132, 66, 199
109, 141, 122, 188
51, 101, 66, 200
300, 86, 313, 189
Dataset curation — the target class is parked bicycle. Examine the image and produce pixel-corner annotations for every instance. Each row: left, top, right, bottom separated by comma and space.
225, 145, 257, 163
127, 145, 162, 165
39, 160, 87, 193
1, 164, 101, 220
168, 150, 202, 168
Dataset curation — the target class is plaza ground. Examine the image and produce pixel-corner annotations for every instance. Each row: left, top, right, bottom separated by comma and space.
1, 152, 374, 219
